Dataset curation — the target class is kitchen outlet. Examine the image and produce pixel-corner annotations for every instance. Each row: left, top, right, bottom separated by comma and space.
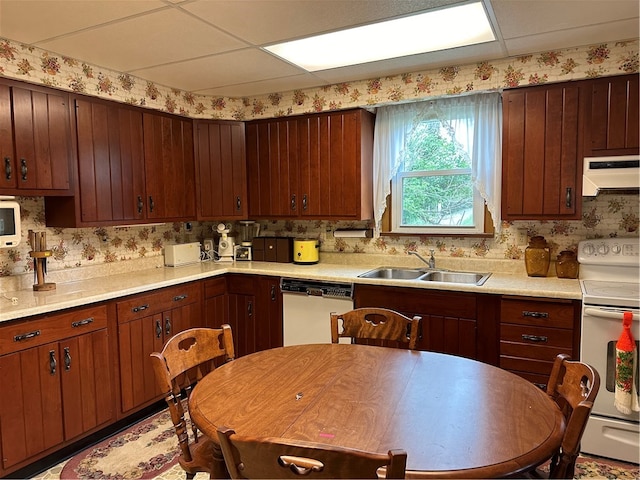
516, 228, 528, 246
203, 239, 214, 252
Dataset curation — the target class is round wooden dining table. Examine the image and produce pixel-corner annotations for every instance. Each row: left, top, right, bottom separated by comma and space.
189, 344, 565, 479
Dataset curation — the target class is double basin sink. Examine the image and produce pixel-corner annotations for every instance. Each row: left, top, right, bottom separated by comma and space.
358, 267, 491, 286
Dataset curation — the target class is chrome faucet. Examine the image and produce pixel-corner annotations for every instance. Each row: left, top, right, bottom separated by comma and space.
409, 250, 436, 269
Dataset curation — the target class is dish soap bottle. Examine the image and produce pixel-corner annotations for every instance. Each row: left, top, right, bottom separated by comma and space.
525, 236, 550, 277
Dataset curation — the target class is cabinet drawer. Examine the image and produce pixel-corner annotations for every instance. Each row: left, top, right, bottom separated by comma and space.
0, 304, 107, 355
204, 276, 226, 298
500, 355, 557, 377
116, 282, 200, 323
500, 340, 572, 363
501, 297, 575, 328
500, 324, 573, 348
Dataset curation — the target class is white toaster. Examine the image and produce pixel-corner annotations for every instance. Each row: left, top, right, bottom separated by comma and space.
164, 242, 201, 267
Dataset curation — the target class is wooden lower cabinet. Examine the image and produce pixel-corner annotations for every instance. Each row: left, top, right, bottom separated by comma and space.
205, 275, 282, 358
354, 285, 500, 363
499, 295, 580, 388
0, 305, 113, 475
116, 282, 202, 414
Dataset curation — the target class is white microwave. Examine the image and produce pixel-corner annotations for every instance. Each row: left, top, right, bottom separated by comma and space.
0, 196, 21, 248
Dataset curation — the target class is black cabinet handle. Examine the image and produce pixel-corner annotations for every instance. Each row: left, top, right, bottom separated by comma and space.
72, 317, 94, 328
521, 334, 548, 343
248, 301, 253, 317
132, 304, 149, 313
291, 194, 296, 211
165, 316, 171, 336
302, 194, 308, 211
271, 285, 276, 301
4, 157, 11, 180
64, 347, 71, 370
155, 319, 162, 339
149, 195, 155, 212
236, 196, 241, 211
173, 294, 188, 302
137, 196, 144, 214
49, 350, 57, 375
20, 158, 27, 181
14, 330, 41, 342
522, 311, 549, 319
565, 187, 572, 208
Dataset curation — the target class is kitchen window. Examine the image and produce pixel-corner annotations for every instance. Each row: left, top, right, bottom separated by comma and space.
373, 92, 502, 235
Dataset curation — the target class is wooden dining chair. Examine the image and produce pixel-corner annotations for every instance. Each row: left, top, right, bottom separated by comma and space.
150, 326, 235, 479
217, 426, 407, 479
529, 354, 601, 479
331, 307, 421, 350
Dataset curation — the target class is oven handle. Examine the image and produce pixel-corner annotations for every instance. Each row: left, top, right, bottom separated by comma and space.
584, 307, 638, 320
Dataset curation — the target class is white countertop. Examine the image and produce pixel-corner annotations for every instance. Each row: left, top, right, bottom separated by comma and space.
0, 258, 582, 323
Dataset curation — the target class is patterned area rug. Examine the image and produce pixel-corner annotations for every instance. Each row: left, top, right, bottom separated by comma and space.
33, 408, 639, 480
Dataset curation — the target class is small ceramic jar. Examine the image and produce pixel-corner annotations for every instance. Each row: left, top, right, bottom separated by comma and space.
556, 250, 579, 279
525, 236, 550, 277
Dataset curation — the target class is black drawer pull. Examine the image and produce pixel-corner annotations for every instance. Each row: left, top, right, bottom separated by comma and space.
132, 304, 149, 313
72, 317, 94, 328
522, 311, 549, 319
14, 330, 41, 342
173, 294, 188, 302
521, 334, 548, 343
533, 382, 547, 390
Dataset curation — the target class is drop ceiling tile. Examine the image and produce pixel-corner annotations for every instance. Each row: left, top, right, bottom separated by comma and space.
195, 73, 327, 97
0, 0, 165, 44
182, 0, 463, 45
129, 48, 306, 92
38, 8, 248, 72
492, 0, 639, 39
504, 19, 640, 56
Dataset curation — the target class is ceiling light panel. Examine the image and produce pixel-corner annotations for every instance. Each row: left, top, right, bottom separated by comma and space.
264, 2, 495, 71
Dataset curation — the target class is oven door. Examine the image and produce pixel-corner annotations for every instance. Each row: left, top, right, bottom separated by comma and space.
580, 305, 640, 462
581, 305, 639, 421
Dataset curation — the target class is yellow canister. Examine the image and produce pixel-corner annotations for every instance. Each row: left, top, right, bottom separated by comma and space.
293, 239, 319, 264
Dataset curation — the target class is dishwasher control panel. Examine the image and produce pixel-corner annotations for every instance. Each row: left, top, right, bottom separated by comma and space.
280, 278, 353, 299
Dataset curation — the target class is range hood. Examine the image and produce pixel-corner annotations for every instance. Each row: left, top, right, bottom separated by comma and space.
583, 155, 640, 196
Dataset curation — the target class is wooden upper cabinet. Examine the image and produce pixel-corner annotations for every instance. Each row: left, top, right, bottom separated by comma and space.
195, 120, 247, 220
584, 73, 639, 156
0, 80, 73, 195
143, 111, 196, 221
502, 82, 585, 220
246, 109, 374, 220
246, 117, 299, 218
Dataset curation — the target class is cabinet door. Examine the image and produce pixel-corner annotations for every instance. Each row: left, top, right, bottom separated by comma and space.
227, 293, 256, 357
143, 112, 196, 221
204, 277, 227, 329
75, 97, 146, 224
1, 84, 72, 194
60, 329, 114, 440
502, 83, 583, 219
298, 110, 373, 219
0, 342, 64, 470
586, 74, 639, 156
0, 84, 15, 190
254, 276, 283, 351
195, 121, 247, 220
246, 119, 299, 218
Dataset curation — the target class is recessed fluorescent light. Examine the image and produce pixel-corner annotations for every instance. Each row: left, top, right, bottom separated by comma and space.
264, 2, 495, 71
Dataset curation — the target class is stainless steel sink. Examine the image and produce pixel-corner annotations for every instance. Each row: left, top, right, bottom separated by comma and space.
358, 267, 426, 280
358, 267, 491, 285
420, 270, 491, 286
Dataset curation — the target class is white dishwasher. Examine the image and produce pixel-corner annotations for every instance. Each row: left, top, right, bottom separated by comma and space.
280, 278, 354, 346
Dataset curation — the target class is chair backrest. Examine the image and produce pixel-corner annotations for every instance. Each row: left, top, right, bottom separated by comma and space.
331, 307, 421, 350
150, 326, 235, 469
545, 354, 600, 479
217, 426, 407, 479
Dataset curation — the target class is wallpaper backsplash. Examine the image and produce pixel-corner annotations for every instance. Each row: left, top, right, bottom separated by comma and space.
0, 37, 638, 283
0, 193, 637, 279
